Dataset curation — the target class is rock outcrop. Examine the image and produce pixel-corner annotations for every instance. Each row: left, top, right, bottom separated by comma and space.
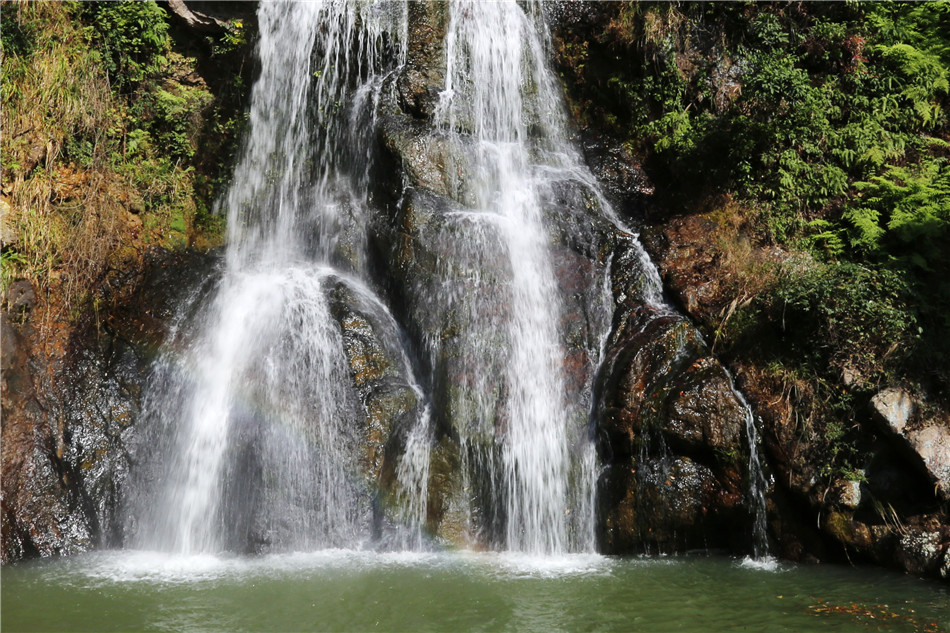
630, 210, 950, 578
594, 242, 752, 554
872, 389, 950, 501
1, 248, 219, 562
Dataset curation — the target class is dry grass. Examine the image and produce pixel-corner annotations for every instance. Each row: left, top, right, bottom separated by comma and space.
706, 195, 781, 298
692, 194, 785, 352
2, 1, 126, 307
1, 1, 221, 313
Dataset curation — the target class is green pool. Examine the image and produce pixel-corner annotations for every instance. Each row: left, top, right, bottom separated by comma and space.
2, 551, 947, 632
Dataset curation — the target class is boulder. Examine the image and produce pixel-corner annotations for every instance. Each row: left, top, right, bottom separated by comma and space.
909, 424, 950, 499
828, 478, 864, 510
872, 388, 915, 434
896, 530, 948, 577
872, 388, 950, 500
3, 279, 36, 318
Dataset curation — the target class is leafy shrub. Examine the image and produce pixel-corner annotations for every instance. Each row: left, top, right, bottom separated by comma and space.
84, 1, 170, 90
553, 1, 950, 393
772, 259, 917, 377
147, 84, 213, 160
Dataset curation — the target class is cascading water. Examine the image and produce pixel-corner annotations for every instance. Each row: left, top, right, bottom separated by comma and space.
428, 0, 620, 554
133, 1, 426, 554
130, 0, 768, 560
733, 387, 771, 561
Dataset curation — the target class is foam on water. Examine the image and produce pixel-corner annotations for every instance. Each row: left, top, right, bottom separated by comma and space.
64, 549, 793, 588
478, 552, 614, 579
63, 549, 616, 586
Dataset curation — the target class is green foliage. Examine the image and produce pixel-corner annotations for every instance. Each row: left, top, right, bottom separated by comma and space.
210, 19, 248, 57
146, 84, 214, 160
866, 2, 950, 65
847, 160, 950, 260
554, 0, 950, 392
84, 1, 170, 90
873, 42, 948, 127
1, 250, 27, 294
772, 259, 917, 374
724, 256, 917, 386
1, 4, 37, 58
845, 158, 950, 362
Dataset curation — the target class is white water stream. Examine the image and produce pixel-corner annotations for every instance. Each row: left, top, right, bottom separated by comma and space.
137, 1, 420, 554
134, 0, 768, 559
436, 1, 574, 554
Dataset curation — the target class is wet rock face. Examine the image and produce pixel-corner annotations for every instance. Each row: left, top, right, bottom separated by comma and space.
372, 183, 520, 544
665, 358, 745, 453
0, 249, 220, 563
395, 2, 448, 120
594, 244, 751, 554
375, 74, 641, 546
603, 456, 743, 553
325, 280, 424, 505
579, 139, 654, 218
634, 194, 949, 577
1, 301, 81, 562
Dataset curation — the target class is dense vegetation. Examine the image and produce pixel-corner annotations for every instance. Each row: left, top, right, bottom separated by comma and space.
554, 1, 949, 479
1, 0, 251, 310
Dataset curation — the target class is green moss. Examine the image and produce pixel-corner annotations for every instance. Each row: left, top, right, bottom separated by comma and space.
825, 511, 856, 545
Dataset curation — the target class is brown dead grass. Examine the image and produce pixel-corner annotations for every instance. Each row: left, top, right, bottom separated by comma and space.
2, 1, 131, 310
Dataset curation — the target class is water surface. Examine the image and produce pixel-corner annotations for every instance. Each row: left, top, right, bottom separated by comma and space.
3, 551, 947, 632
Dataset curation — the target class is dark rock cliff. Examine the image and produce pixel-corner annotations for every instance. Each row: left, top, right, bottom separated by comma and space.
2, 248, 219, 562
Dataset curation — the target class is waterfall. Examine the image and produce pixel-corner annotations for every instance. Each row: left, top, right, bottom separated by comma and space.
734, 388, 771, 560
134, 1, 424, 554
430, 1, 613, 554
129, 0, 767, 559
